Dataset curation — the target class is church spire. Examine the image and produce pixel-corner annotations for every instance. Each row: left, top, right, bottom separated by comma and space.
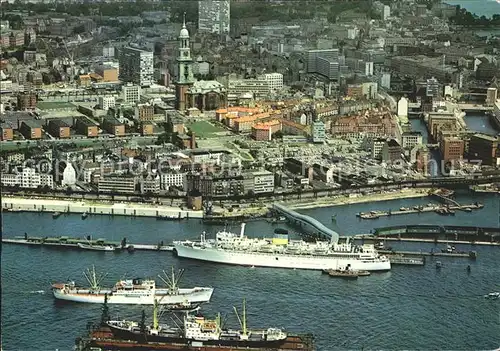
182, 12, 186, 29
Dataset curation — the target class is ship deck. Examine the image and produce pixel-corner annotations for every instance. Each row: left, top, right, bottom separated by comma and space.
75, 327, 315, 351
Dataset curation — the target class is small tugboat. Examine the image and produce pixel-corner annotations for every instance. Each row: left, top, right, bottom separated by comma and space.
359, 212, 380, 219
52, 212, 61, 219
436, 261, 442, 269
323, 265, 370, 279
484, 292, 500, 299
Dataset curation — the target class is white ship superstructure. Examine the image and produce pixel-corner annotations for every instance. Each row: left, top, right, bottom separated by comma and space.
51, 267, 214, 305
173, 224, 391, 271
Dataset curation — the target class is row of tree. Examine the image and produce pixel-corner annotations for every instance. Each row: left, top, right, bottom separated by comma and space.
451, 7, 500, 27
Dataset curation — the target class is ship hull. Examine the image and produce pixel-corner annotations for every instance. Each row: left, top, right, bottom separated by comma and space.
173, 245, 391, 271
106, 325, 287, 349
53, 287, 213, 304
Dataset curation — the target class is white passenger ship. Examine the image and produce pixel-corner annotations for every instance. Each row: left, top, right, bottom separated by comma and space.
173, 224, 391, 272
51, 267, 213, 305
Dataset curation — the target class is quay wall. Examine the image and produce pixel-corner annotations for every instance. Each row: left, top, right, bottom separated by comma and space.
2, 197, 203, 219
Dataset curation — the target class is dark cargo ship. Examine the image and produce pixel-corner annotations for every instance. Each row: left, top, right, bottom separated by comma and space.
76, 299, 315, 351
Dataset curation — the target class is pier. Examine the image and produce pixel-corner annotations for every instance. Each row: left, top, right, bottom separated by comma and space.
357, 202, 484, 219
272, 203, 340, 242
1, 197, 203, 219
354, 225, 500, 245
1, 235, 173, 252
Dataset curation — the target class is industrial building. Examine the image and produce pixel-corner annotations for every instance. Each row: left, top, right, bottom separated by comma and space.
46, 119, 71, 138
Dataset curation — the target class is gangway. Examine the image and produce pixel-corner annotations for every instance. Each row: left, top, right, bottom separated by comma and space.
272, 203, 340, 243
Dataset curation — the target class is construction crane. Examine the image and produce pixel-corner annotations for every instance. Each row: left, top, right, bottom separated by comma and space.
61, 39, 76, 83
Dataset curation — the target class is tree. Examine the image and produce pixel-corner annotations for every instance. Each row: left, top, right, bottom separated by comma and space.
272, 131, 283, 140
72, 24, 85, 35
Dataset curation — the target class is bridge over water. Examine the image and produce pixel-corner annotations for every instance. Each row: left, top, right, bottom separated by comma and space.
272, 203, 340, 243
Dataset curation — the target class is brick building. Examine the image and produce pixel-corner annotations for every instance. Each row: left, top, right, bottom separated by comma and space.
75, 118, 99, 137
251, 120, 281, 141
19, 120, 42, 139
440, 137, 464, 165
102, 117, 125, 136
0, 122, 13, 141
46, 119, 71, 138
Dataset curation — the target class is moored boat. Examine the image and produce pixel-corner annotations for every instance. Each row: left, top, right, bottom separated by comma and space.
51, 266, 214, 305
77, 242, 115, 251
82, 212, 88, 220
52, 212, 61, 219
173, 223, 391, 272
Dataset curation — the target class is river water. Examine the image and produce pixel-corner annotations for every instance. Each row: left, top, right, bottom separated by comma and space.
2, 193, 499, 350
446, 0, 500, 18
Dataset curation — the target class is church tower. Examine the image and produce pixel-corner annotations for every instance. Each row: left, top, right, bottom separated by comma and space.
175, 13, 194, 111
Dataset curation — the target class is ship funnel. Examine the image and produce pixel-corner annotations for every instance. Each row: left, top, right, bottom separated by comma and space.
240, 223, 246, 238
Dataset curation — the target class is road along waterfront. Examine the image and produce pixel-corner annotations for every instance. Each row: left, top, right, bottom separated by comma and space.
1, 192, 499, 350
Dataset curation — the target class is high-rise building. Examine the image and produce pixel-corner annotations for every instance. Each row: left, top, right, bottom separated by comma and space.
426, 77, 439, 98
198, 0, 230, 35
312, 121, 326, 143
119, 46, 154, 86
307, 49, 341, 81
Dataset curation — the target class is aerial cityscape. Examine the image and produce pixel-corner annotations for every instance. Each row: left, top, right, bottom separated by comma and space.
1, 0, 499, 350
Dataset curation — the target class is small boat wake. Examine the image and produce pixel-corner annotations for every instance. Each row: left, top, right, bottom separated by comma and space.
29, 290, 45, 294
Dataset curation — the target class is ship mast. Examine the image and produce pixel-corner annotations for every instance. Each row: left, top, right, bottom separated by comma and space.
153, 299, 159, 330
158, 267, 184, 294
84, 265, 107, 291
233, 298, 248, 340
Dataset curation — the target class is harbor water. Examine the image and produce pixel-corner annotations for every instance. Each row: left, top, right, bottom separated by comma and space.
1, 193, 499, 350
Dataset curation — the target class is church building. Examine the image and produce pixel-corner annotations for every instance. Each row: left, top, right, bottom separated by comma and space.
175, 14, 227, 112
